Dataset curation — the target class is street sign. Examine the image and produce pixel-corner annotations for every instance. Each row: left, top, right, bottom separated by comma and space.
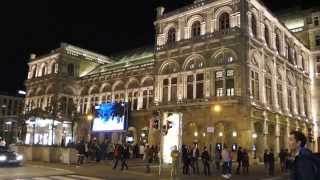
207, 126, 214, 133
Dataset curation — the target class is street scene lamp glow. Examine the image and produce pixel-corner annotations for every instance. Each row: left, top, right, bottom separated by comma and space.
203, 132, 206, 137
87, 114, 93, 121
194, 132, 198, 137
219, 132, 223, 137
213, 105, 222, 112
252, 133, 258, 139
232, 131, 237, 137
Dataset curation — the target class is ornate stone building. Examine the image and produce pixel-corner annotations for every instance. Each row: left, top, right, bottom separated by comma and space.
24, 0, 319, 155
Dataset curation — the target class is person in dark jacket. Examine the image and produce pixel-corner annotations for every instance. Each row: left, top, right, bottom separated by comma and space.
191, 144, 200, 175
201, 146, 211, 176
288, 130, 317, 180
268, 149, 275, 176
121, 144, 129, 170
236, 146, 243, 174
182, 145, 190, 175
113, 144, 122, 170
263, 149, 269, 175
76, 140, 86, 166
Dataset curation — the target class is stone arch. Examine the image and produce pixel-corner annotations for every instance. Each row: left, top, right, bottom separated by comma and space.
80, 86, 89, 96
182, 54, 206, 71
159, 60, 180, 75
214, 6, 233, 29
89, 85, 99, 95
30, 65, 37, 78
187, 14, 204, 28
39, 63, 47, 77
211, 48, 238, 66
99, 83, 111, 93
141, 76, 154, 87
164, 22, 178, 42
112, 80, 125, 91
126, 78, 140, 89
49, 60, 58, 74
249, 50, 262, 68
62, 85, 75, 95
35, 87, 45, 96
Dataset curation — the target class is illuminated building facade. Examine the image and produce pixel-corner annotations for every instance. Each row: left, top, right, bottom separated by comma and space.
24, 0, 319, 156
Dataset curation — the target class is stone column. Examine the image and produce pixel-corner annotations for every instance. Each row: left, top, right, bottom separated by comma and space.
263, 111, 269, 151
275, 115, 280, 154
284, 118, 290, 149
247, 11, 253, 37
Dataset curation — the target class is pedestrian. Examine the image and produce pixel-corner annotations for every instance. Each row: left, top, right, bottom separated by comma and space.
288, 130, 319, 180
221, 145, 232, 179
284, 149, 290, 171
100, 139, 107, 161
94, 140, 101, 162
191, 144, 200, 174
263, 149, 269, 175
236, 146, 243, 174
121, 144, 129, 171
182, 145, 190, 175
113, 144, 121, 170
279, 149, 286, 173
76, 139, 86, 166
201, 146, 211, 176
171, 145, 179, 177
268, 149, 275, 176
214, 148, 221, 171
242, 149, 249, 175
144, 145, 152, 173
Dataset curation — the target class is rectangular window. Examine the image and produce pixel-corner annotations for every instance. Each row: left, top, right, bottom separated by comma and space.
316, 35, 320, 46
196, 74, 204, 98
215, 80, 223, 97
187, 75, 194, 99
265, 78, 272, 105
171, 77, 177, 102
277, 84, 283, 110
288, 89, 293, 112
143, 90, 148, 109
163, 79, 169, 103
315, 17, 319, 26
251, 71, 259, 100
226, 79, 234, 96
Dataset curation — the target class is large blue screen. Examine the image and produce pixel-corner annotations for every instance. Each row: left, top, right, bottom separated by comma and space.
92, 102, 127, 132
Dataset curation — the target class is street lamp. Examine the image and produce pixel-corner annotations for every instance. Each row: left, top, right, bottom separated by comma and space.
213, 105, 221, 113
252, 133, 258, 159
87, 114, 93, 121
232, 131, 237, 137
194, 132, 198, 137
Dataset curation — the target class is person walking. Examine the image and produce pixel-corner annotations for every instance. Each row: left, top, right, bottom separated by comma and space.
182, 145, 190, 175
214, 148, 221, 171
221, 145, 232, 179
144, 145, 152, 173
236, 146, 243, 174
112, 144, 121, 170
279, 149, 286, 173
76, 140, 86, 166
268, 149, 275, 176
121, 144, 129, 171
170, 145, 179, 177
201, 146, 211, 176
242, 149, 249, 175
263, 149, 269, 175
191, 144, 200, 175
288, 130, 319, 180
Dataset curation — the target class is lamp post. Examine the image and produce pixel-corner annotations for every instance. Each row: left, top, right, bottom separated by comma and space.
252, 133, 258, 159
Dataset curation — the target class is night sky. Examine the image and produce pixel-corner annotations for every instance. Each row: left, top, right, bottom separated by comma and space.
0, 0, 318, 94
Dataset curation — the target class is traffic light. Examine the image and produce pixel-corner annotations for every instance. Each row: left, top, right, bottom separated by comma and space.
167, 120, 173, 130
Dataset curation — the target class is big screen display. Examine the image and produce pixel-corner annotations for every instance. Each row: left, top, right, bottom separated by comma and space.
92, 102, 127, 132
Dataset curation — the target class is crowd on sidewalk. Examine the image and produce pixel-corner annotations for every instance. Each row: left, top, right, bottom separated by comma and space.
74, 130, 320, 180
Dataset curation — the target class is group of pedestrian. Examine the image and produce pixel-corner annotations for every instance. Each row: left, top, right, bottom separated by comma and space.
263, 149, 275, 176
112, 144, 130, 171
236, 147, 250, 175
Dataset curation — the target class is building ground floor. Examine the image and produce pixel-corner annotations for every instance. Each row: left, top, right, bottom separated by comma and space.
22, 102, 319, 162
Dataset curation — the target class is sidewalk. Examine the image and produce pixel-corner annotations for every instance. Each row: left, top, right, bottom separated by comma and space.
25, 160, 288, 180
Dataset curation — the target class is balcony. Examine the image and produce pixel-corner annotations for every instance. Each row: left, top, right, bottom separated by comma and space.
156, 27, 241, 52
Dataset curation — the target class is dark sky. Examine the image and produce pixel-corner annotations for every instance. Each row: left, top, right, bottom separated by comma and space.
0, 0, 318, 94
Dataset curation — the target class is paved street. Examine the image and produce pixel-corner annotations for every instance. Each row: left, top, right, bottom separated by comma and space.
0, 160, 289, 180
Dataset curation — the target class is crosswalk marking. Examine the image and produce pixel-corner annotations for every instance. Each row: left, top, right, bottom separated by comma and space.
66, 175, 104, 180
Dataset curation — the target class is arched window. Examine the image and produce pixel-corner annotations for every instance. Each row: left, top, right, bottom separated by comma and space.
167, 28, 176, 44
41, 66, 46, 76
191, 21, 201, 38
52, 63, 58, 74
219, 13, 230, 31
265, 27, 270, 47
32, 67, 37, 78
67, 64, 74, 76
275, 33, 281, 53
251, 15, 257, 37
